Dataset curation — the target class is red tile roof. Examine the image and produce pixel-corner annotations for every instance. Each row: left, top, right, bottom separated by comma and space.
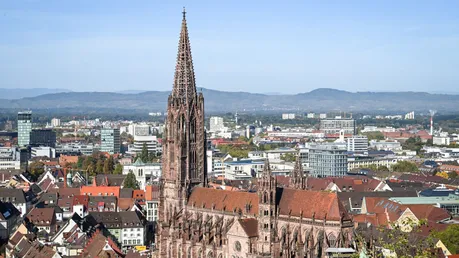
80, 186, 120, 198
188, 188, 259, 215
239, 218, 258, 237
145, 185, 159, 201
278, 188, 350, 221
27, 208, 55, 226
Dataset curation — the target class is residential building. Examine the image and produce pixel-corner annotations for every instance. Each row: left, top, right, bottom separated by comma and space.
320, 118, 356, 135
307, 112, 315, 118
319, 113, 327, 119
30, 129, 56, 147
433, 136, 451, 146
51, 118, 61, 127
348, 157, 404, 171
224, 159, 264, 180
132, 124, 151, 136
0, 201, 21, 240
127, 135, 161, 156
31, 146, 56, 158
209, 116, 224, 132
405, 111, 415, 120
369, 140, 402, 151
145, 185, 159, 222
308, 143, 348, 177
17, 111, 32, 147
0, 188, 27, 216
27, 207, 57, 234
0, 147, 21, 170
100, 128, 120, 154
346, 135, 368, 154
122, 159, 162, 190
264, 147, 297, 162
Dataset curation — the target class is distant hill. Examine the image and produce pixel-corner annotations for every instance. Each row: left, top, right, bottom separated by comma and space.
0, 88, 458, 113
0, 88, 71, 99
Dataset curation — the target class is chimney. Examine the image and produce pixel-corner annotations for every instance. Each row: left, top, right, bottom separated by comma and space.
92, 176, 97, 186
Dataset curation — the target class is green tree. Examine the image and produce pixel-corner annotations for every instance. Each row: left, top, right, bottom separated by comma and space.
148, 152, 156, 163
449, 171, 458, 179
77, 156, 84, 169
123, 171, 139, 189
392, 160, 419, 172
113, 164, 123, 175
432, 224, 459, 254
140, 142, 149, 162
95, 159, 104, 174
281, 153, 296, 162
363, 131, 385, 141
28, 161, 45, 180
103, 159, 111, 174
108, 156, 115, 171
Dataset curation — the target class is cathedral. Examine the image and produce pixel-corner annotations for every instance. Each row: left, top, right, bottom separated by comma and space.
156, 9, 354, 258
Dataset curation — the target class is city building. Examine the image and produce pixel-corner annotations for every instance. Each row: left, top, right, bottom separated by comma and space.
17, 111, 32, 147
129, 124, 151, 136
0, 188, 27, 216
51, 118, 61, 127
0, 147, 21, 170
369, 140, 402, 151
145, 185, 159, 222
405, 111, 415, 120
157, 11, 353, 258
55, 143, 94, 156
100, 128, 120, 154
0, 201, 20, 240
31, 146, 56, 158
346, 135, 369, 154
307, 112, 315, 118
127, 135, 161, 156
224, 159, 264, 180
308, 143, 348, 177
30, 129, 57, 147
433, 136, 451, 146
320, 118, 356, 135
122, 159, 162, 190
209, 116, 224, 132
282, 113, 295, 120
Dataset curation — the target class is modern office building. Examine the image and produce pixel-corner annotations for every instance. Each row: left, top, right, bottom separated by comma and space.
0, 147, 21, 170
308, 143, 348, 177
17, 111, 32, 147
346, 135, 369, 154
100, 128, 120, 154
320, 118, 356, 135
127, 135, 161, 157
31, 147, 56, 158
209, 116, 224, 132
30, 129, 57, 148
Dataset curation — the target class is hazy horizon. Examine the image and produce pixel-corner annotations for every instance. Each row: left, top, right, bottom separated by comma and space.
1, 1, 459, 94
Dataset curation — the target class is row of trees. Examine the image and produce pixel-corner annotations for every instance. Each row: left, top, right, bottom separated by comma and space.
77, 152, 121, 175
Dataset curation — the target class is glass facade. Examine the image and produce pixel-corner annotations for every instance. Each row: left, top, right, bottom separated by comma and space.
17, 111, 32, 147
100, 128, 120, 154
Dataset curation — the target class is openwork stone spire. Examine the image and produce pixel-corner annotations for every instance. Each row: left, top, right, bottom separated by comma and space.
172, 7, 197, 103
290, 152, 306, 189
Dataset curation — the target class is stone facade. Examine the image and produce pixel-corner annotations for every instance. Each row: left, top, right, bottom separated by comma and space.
156, 9, 354, 258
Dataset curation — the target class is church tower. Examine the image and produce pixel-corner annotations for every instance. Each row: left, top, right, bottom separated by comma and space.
257, 159, 277, 255
289, 152, 306, 189
158, 8, 207, 257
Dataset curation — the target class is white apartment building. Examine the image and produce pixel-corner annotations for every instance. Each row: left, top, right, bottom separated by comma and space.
369, 140, 402, 151
224, 160, 264, 180
346, 136, 368, 154
433, 136, 451, 146
282, 113, 295, 120
123, 159, 162, 190
127, 135, 161, 156
51, 118, 61, 127
348, 157, 405, 171
209, 117, 224, 132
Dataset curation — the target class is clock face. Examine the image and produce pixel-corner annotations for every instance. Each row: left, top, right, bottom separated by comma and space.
234, 241, 241, 252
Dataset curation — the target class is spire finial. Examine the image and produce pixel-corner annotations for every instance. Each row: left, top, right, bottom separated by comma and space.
182, 7, 186, 19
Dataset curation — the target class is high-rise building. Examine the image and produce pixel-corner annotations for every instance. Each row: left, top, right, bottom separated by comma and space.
209, 117, 224, 132
320, 118, 356, 135
17, 111, 32, 147
100, 128, 120, 154
51, 118, 61, 127
308, 143, 348, 177
30, 129, 57, 148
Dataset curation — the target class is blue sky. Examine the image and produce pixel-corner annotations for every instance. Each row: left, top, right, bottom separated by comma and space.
1, 1, 459, 94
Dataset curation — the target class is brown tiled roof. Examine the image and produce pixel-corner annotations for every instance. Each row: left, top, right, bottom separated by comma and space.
406, 204, 451, 222
118, 198, 135, 211
58, 187, 80, 197
27, 208, 55, 226
82, 230, 122, 258
238, 218, 258, 237
145, 185, 159, 201
187, 188, 258, 215
278, 188, 350, 221
132, 189, 145, 199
